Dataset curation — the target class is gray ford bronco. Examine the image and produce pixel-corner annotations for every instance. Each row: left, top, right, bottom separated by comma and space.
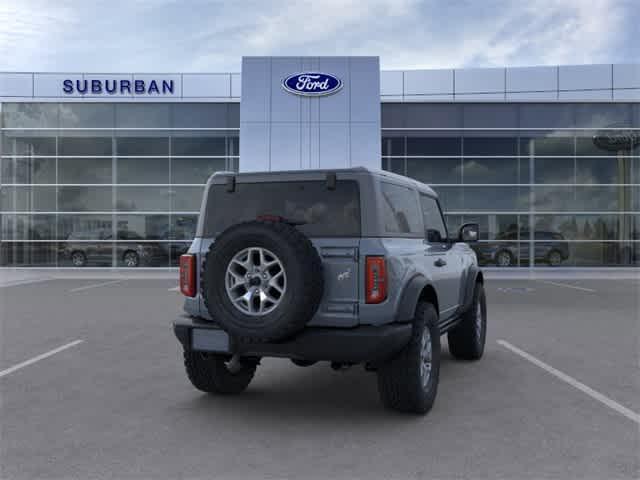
173, 167, 486, 414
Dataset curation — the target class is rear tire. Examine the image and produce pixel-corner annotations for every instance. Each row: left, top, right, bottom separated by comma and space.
448, 282, 486, 360
547, 250, 563, 266
376, 302, 440, 414
183, 350, 256, 394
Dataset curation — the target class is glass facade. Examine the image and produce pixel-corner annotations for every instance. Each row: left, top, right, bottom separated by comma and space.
382, 103, 640, 267
1, 101, 638, 267
0, 102, 239, 267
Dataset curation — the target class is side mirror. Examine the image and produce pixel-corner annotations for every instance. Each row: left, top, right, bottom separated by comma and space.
459, 223, 479, 243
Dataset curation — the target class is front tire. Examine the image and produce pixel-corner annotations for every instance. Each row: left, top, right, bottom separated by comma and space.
448, 282, 486, 360
183, 351, 256, 394
376, 302, 440, 414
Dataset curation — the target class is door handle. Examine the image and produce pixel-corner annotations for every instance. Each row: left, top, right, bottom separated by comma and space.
434, 258, 447, 267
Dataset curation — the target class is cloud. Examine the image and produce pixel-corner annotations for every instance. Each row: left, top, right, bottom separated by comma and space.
0, 0, 636, 72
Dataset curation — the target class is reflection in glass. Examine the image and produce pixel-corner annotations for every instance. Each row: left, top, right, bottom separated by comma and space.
576, 157, 631, 184
172, 137, 226, 156
470, 242, 526, 267
58, 215, 113, 241
171, 215, 198, 240
1, 157, 56, 183
116, 137, 169, 156
59, 187, 113, 212
0, 242, 59, 266
1, 136, 56, 155
534, 158, 574, 184
1, 214, 56, 240
171, 186, 204, 212
407, 158, 461, 184
116, 187, 170, 211
60, 242, 113, 267
115, 242, 168, 267
406, 137, 461, 156
117, 157, 170, 184
58, 158, 112, 184
1, 103, 58, 128
461, 186, 529, 212
0, 186, 57, 212
58, 137, 112, 156
462, 158, 518, 184
463, 137, 517, 156
115, 215, 169, 240
170, 157, 225, 184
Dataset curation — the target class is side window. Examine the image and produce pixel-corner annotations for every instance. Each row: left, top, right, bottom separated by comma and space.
380, 182, 422, 235
420, 194, 448, 243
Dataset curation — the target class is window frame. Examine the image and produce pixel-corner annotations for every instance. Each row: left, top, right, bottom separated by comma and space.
419, 192, 449, 244
379, 181, 425, 238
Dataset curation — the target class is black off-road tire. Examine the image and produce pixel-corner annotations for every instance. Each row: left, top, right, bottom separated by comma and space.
448, 282, 486, 360
377, 302, 440, 414
201, 220, 324, 343
183, 350, 256, 394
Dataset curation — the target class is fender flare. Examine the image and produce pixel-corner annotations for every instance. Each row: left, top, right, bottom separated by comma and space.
394, 274, 433, 323
459, 265, 483, 314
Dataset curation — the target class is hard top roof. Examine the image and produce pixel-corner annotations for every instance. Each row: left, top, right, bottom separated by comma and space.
208, 167, 437, 197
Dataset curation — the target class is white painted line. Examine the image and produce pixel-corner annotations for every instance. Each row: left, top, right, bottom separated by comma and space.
497, 339, 640, 425
538, 280, 596, 292
68, 280, 122, 293
0, 340, 84, 378
0, 278, 55, 288
168, 286, 179, 292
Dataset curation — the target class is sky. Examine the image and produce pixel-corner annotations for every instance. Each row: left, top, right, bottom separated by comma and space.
0, 0, 638, 73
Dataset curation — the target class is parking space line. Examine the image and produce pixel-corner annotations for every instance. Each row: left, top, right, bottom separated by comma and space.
68, 280, 122, 293
168, 286, 179, 291
0, 278, 55, 288
538, 281, 596, 292
0, 340, 84, 379
497, 339, 640, 425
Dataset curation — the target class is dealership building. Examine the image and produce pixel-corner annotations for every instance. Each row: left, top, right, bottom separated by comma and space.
0, 57, 638, 268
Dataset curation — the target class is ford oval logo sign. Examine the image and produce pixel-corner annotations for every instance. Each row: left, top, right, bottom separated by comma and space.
282, 72, 343, 96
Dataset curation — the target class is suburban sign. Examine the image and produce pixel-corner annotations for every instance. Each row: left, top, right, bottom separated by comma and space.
282, 72, 343, 96
62, 78, 176, 95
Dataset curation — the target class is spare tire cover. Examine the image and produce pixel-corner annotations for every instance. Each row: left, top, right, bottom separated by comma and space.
202, 220, 324, 342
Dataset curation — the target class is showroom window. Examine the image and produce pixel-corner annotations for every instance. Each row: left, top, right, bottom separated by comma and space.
381, 102, 639, 267
0, 102, 239, 267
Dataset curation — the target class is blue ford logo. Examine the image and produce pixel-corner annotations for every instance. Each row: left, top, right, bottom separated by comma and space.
282, 72, 343, 96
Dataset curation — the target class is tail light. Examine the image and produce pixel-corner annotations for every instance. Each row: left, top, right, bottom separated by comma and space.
365, 256, 387, 304
179, 254, 197, 297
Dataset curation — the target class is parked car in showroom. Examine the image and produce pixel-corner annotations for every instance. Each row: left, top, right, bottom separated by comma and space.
472, 230, 570, 267
62, 229, 167, 267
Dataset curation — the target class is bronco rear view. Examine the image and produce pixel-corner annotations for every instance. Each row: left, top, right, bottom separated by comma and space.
173, 167, 486, 414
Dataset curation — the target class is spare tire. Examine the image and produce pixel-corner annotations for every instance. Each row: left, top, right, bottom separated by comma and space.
201, 220, 324, 342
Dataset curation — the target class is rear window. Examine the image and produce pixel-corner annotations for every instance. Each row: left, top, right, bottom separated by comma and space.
203, 180, 361, 237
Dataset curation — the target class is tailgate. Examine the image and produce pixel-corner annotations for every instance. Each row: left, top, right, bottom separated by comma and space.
308, 238, 360, 328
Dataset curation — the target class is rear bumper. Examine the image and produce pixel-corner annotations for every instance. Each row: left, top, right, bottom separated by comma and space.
173, 315, 412, 364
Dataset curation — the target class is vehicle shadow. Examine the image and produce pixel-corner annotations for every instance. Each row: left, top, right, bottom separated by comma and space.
182, 353, 462, 424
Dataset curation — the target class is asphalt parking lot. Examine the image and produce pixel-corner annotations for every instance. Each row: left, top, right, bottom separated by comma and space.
1, 273, 638, 479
